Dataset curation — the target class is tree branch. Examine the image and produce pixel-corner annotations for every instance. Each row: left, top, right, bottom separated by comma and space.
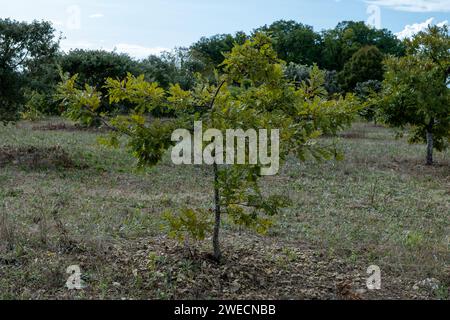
209, 80, 226, 110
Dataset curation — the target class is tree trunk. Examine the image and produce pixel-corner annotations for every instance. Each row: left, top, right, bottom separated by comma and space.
426, 130, 433, 166
212, 162, 221, 261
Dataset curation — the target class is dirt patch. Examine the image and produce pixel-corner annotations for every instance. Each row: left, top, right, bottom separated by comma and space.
32, 123, 111, 133
0, 233, 440, 300
352, 156, 450, 180
67, 235, 437, 299
0, 146, 78, 169
339, 131, 367, 139
124, 235, 433, 300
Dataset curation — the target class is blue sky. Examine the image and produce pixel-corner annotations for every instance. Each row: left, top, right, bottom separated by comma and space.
1, 0, 449, 58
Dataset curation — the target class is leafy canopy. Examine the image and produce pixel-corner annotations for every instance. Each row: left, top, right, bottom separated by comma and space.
379, 25, 449, 152
254, 20, 322, 66
321, 21, 405, 71
0, 18, 59, 123
58, 33, 359, 256
338, 45, 384, 92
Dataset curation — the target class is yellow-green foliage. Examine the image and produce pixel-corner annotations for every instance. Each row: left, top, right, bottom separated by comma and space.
164, 208, 212, 242
380, 26, 449, 154
21, 91, 44, 121
57, 33, 359, 256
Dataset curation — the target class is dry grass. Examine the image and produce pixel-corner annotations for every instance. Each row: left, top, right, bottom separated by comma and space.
0, 145, 78, 169
0, 118, 448, 299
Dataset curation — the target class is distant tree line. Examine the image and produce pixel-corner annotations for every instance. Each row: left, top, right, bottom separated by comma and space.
1, 18, 405, 121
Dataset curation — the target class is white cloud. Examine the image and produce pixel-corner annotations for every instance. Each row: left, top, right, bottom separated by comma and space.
367, 0, 450, 12
395, 17, 448, 39
60, 40, 169, 59
114, 44, 169, 59
89, 13, 104, 19
60, 40, 99, 51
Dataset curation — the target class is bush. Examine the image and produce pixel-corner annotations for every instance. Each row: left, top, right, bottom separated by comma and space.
0, 69, 24, 123
0, 19, 59, 123
355, 80, 382, 122
285, 63, 341, 95
20, 91, 46, 121
338, 46, 384, 92
60, 49, 140, 89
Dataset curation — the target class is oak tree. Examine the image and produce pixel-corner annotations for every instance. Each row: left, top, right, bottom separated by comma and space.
58, 34, 358, 260
380, 26, 449, 165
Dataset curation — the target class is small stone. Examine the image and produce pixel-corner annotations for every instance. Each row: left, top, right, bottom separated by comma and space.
355, 289, 367, 295
230, 280, 241, 293
413, 278, 441, 291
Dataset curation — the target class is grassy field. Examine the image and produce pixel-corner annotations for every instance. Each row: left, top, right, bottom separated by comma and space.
0, 118, 449, 300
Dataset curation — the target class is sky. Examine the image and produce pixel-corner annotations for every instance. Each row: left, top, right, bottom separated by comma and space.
1, 0, 449, 59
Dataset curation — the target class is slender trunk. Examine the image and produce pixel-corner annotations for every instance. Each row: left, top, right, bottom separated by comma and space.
426, 130, 433, 166
209, 81, 225, 261
212, 162, 221, 261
